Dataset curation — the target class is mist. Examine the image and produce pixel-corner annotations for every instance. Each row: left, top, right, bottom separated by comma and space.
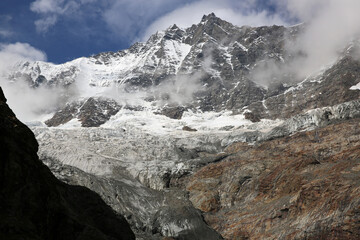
151, 72, 205, 106
0, 80, 65, 122
252, 0, 360, 87
0, 42, 64, 122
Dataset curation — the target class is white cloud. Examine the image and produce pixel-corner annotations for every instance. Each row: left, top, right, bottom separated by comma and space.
250, 0, 360, 86
30, 0, 65, 14
0, 15, 13, 38
34, 15, 58, 32
280, 0, 360, 77
30, 0, 81, 33
0, 42, 47, 70
29, 0, 287, 42
0, 43, 57, 122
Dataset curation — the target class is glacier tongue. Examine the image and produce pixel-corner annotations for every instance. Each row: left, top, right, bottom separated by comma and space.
31, 98, 360, 191
32, 109, 283, 190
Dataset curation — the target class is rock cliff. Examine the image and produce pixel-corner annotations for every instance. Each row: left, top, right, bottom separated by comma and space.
186, 118, 360, 239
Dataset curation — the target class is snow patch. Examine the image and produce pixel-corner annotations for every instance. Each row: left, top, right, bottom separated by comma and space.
350, 82, 360, 90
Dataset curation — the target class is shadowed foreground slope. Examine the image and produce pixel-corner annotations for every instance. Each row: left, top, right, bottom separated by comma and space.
0, 87, 135, 240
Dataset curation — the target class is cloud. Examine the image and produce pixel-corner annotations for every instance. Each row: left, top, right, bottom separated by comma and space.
30, 0, 65, 14
102, 0, 193, 41
0, 42, 47, 70
0, 43, 60, 122
34, 15, 58, 32
0, 14, 13, 23
29, 0, 191, 36
0, 15, 13, 38
0, 30, 13, 38
249, 0, 360, 87
151, 72, 205, 106
30, 0, 82, 33
284, 0, 360, 75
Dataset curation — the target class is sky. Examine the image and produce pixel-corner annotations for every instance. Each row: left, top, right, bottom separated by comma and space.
0, 0, 292, 64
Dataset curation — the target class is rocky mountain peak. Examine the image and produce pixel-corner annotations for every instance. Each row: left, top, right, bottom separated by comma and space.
189, 12, 236, 43
201, 12, 218, 23
5, 14, 360, 126
163, 24, 185, 41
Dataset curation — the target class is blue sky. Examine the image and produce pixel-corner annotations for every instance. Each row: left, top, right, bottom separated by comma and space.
0, 0, 291, 63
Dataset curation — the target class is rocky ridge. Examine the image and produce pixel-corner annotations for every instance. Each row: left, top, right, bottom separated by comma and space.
7, 13, 301, 126
9, 14, 360, 127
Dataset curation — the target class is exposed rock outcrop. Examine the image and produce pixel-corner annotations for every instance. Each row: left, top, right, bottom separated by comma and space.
158, 106, 186, 119
46, 97, 122, 127
186, 118, 360, 239
0, 87, 135, 240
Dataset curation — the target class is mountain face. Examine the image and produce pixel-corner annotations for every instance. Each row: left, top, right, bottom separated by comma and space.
4, 13, 360, 240
188, 119, 360, 239
8, 13, 360, 125
7, 13, 299, 126
0, 87, 135, 240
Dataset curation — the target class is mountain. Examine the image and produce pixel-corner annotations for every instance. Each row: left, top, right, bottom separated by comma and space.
4, 13, 360, 239
0, 87, 135, 240
7, 13, 298, 126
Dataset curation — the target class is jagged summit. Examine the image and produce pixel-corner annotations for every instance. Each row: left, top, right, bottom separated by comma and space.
201, 12, 217, 22
5, 14, 360, 127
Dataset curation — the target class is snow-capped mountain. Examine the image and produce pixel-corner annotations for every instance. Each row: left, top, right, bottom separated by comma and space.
8, 13, 360, 129
7, 13, 301, 126
4, 13, 360, 240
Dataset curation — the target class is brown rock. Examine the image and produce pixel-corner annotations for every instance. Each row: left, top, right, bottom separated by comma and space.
186, 118, 360, 239
160, 106, 186, 119
183, 126, 197, 132
244, 112, 261, 122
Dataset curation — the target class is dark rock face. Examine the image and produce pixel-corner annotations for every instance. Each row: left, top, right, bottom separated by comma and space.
0, 87, 135, 240
185, 118, 360, 239
158, 106, 186, 119
244, 112, 261, 122
182, 126, 197, 132
46, 97, 122, 127
45, 101, 79, 126
78, 97, 121, 127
